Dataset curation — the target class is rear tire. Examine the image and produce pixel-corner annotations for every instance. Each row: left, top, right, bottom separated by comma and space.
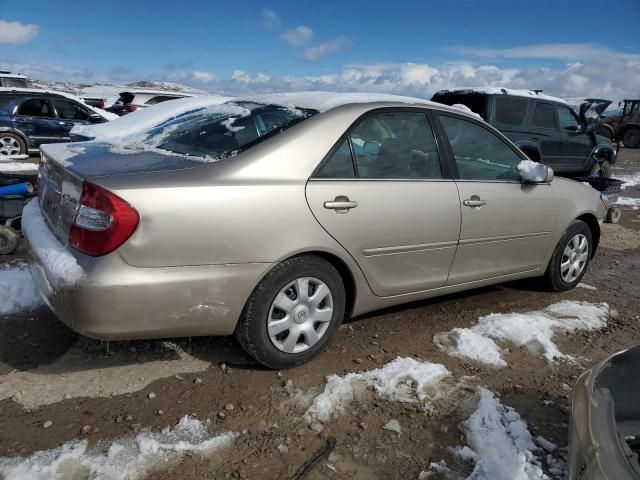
0, 226, 19, 255
623, 128, 640, 149
235, 255, 346, 369
0, 133, 27, 159
542, 220, 593, 292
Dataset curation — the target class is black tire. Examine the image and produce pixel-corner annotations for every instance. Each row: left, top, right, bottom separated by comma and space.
542, 220, 593, 292
0, 132, 27, 159
606, 206, 622, 224
623, 128, 640, 149
590, 160, 611, 177
235, 255, 346, 369
0, 226, 19, 255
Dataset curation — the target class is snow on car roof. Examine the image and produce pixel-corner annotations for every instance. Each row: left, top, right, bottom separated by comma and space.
70, 95, 234, 141
0, 87, 117, 120
118, 89, 196, 97
0, 73, 28, 79
436, 87, 569, 105
235, 91, 454, 113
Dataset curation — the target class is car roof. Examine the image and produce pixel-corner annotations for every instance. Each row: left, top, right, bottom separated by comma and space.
233, 91, 480, 118
119, 90, 194, 97
435, 87, 569, 106
0, 73, 28, 79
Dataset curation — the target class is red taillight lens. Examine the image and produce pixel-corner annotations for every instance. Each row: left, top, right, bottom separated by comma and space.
99, 100, 105, 109
69, 181, 139, 256
123, 105, 137, 112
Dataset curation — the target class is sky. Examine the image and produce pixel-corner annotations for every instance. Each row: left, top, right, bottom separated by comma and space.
0, 0, 638, 100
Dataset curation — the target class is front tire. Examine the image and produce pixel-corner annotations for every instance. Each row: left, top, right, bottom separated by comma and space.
542, 220, 593, 292
0, 133, 27, 159
235, 255, 346, 369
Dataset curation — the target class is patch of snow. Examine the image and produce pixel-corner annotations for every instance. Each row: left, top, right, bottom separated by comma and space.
535, 436, 557, 453
614, 196, 640, 207
577, 283, 597, 291
70, 96, 233, 141
304, 357, 450, 422
0, 162, 38, 174
0, 263, 42, 315
451, 103, 483, 120
0, 87, 115, 121
451, 388, 547, 480
383, 419, 402, 434
517, 159, 548, 182
0, 154, 29, 162
615, 171, 640, 189
440, 87, 568, 105
434, 301, 609, 367
0, 416, 237, 480
20, 199, 86, 289
41, 143, 86, 167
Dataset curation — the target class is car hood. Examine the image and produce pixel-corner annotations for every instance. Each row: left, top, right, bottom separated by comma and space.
40, 142, 202, 179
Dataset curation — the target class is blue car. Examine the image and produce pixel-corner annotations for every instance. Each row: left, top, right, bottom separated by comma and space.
0, 89, 110, 159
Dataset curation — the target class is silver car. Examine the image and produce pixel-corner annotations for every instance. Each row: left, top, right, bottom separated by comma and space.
24, 92, 608, 368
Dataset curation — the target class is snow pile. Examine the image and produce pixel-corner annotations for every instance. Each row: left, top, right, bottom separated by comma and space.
41, 143, 86, 167
577, 283, 597, 290
0, 263, 42, 315
304, 357, 451, 422
451, 103, 484, 120
444, 87, 568, 105
20, 200, 86, 288
434, 301, 609, 367
517, 159, 548, 182
614, 196, 640, 208
70, 95, 233, 141
0, 154, 29, 162
616, 172, 640, 189
0, 416, 237, 480
0, 162, 38, 174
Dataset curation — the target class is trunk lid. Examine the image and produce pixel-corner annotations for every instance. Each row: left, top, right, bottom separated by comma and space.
38, 142, 201, 243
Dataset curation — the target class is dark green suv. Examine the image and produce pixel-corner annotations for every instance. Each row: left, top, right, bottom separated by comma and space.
432, 88, 616, 176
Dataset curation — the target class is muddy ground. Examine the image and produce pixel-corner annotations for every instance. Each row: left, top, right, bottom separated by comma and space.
0, 149, 639, 479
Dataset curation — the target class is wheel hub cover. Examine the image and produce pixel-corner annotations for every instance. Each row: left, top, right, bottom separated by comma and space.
293, 305, 310, 324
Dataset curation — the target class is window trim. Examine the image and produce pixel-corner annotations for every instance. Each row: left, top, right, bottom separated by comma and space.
14, 97, 56, 119
310, 106, 453, 181
433, 111, 529, 184
531, 101, 557, 130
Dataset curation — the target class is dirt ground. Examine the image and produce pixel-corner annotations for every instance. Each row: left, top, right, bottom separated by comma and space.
1, 149, 639, 479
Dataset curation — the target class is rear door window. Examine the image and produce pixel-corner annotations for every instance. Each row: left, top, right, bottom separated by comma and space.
532, 103, 555, 129
17, 98, 54, 117
52, 99, 91, 120
316, 140, 356, 178
145, 95, 178, 105
494, 96, 528, 126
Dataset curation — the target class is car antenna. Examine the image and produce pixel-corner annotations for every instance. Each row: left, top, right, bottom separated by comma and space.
533, 89, 543, 95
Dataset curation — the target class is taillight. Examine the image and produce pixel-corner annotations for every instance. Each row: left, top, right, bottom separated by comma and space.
99, 99, 105, 109
69, 181, 139, 256
123, 105, 137, 113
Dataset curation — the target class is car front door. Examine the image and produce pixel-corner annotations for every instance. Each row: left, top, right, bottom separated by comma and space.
435, 113, 558, 285
51, 98, 95, 141
306, 110, 461, 296
12, 97, 62, 146
556, 105, 594, 172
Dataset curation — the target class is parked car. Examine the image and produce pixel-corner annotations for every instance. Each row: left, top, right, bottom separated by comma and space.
569, 345, 640, 479
106, 90, 195, 116
24, 92, 607, 369
0, 88, 114, 159
81, 97, 107, 109
0, 72, 30, 88
431, 88, 617, 176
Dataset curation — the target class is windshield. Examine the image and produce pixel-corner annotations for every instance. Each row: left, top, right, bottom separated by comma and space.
144, 102, 316, 160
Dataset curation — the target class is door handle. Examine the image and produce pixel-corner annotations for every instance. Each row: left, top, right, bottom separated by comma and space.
463, 196, 486, 208
324, 195, 358, 213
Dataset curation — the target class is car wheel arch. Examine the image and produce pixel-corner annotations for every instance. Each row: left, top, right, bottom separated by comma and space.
575, 213, 600, 257
0, 127, 30, 147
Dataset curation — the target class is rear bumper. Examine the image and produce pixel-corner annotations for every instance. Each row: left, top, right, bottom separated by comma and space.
28, 247, 271, 340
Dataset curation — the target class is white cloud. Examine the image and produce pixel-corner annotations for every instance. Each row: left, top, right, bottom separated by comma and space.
302, 36, 350, 61
0, 19, 38, 45
192, 70, 216, 82
451, 43, 640, 62
280, 25, 313, 47
261, 9, 282, 31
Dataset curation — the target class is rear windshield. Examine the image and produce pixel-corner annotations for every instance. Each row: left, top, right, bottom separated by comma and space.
144, 102, 316, 160
431, 92, 488, 120
2, 77, 29, 88
145, 95, 179, 105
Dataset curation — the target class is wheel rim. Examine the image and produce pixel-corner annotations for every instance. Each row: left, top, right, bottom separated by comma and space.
560, 233, 589, 283
267, 277, 334, 354
0, 136, 22, 158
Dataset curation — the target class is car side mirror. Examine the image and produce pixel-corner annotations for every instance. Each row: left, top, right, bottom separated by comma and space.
88, 113, 103, 123
363, 141, 381, 156
545, 166, 554, 183
518, 160, 553, 183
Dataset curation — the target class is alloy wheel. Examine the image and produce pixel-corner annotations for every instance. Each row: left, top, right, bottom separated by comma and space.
267, 277, 334, 354
560, 233, 589, 283
0, 136, 22, 158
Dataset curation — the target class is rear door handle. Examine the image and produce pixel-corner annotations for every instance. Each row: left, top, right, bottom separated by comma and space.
324, 195, 358, 213
463, 196, 486, 208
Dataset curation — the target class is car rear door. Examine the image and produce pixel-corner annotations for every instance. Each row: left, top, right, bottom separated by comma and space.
529, 101, 563, 170
306, 109, 461, 297
434, 112, 558, 285
51, 98, 96, 141
556, 104, 594, 173
12, 97, 63, 145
